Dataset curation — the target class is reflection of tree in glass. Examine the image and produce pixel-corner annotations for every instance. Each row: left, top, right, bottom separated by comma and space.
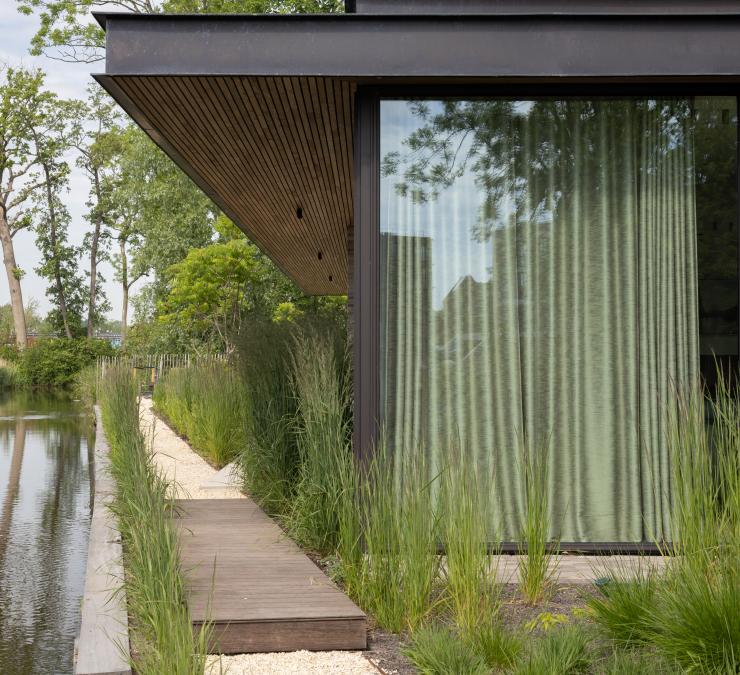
381, 98, 696, 243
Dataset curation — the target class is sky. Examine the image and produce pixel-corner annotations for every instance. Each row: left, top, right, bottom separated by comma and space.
0, 0, 124, 324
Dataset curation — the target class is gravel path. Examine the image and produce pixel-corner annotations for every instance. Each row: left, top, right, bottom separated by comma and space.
139, 397, 377, 675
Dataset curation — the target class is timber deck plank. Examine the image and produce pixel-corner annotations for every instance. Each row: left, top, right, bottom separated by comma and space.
173, 498, 367, 654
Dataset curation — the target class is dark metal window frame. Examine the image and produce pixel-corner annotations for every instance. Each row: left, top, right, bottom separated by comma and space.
353, 84, 740, 553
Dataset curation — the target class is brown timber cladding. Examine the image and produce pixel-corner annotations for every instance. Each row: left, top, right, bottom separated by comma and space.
173, 498, 367, 653
114, 76, 355, 295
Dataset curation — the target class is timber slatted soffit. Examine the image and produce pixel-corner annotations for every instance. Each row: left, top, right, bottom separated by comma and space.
96, 73, 354, 295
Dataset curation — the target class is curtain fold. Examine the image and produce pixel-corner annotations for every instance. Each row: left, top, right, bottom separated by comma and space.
380, 98, 700, 543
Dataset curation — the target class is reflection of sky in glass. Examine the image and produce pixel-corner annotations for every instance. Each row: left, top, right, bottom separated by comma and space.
381, 100, 501, 310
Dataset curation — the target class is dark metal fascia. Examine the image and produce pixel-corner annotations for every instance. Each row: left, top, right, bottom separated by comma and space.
98, 13, 740, 79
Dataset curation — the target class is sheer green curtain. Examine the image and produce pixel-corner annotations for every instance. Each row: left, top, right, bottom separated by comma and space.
380, 98, 699, 543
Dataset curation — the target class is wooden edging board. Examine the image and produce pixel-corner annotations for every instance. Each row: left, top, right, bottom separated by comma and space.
74, 406, 131, 675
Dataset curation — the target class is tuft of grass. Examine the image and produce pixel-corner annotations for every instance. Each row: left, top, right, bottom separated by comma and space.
594, 649, 679, 674
465, 620, 524, 670
518, 435, 558, 604
402, 625, 489, 675
649, 550, 739, 673
587, 565, 659, 648
100, 367, 210, 675
287, 328, 353, 554
439, 450, 500, 632
515, 626, 592, 675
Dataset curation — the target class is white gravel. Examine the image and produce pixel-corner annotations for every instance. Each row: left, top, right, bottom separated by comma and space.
139, 397, 376, 675
205, 651, 378, 675
140, 397, 244, 499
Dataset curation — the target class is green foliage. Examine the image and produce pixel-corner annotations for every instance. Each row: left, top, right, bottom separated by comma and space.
0, 364, 20, 390
16, 338, 114, 387
100, 367, 210, 674
157, 239, 278, 353
402, 625, 490, 675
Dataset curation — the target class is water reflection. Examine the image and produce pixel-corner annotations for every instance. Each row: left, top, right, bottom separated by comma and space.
0, 391, 93, 675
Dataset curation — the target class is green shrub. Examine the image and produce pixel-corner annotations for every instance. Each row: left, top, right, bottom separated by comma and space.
402, 625, 489, 675
0, 364, 19, 389
0, 344, 20, 363
515, 626, 592, 675
100, 367, 210, 674
16, 338, 115, 388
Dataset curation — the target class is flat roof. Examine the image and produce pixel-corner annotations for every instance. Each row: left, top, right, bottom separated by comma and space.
95, 8, 740, 293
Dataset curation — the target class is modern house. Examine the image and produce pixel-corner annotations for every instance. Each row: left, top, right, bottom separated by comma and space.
95, 0, 739, 549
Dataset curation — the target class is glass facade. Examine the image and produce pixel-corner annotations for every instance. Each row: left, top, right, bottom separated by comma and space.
379, 97, 738, 543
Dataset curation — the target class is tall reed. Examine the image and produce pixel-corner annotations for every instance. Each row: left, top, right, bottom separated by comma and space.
236, 317, 298, 514
100, 367, 210, 675
355, 447, 440, 633
518, 435, 558, 604
288, 329, 353, 553
439, 449, 500, 632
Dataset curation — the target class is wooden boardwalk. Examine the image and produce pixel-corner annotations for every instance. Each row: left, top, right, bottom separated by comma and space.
173, 498, 367, 654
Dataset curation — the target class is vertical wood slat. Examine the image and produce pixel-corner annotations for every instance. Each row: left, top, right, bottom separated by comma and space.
113, 76, 355, 295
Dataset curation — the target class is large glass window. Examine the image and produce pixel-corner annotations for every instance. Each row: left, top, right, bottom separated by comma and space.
379, 97, 738, 543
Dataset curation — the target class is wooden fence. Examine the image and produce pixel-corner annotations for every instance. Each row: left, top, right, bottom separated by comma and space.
96, 353, 226, 391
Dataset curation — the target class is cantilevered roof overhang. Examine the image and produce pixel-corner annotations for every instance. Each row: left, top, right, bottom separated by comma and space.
94, 5, 740, 294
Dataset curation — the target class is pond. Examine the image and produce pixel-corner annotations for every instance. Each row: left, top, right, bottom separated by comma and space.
0, 391, 93, 675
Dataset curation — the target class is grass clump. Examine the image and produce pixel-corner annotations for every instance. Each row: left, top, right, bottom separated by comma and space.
464, 620, 524, 670
287, 329, 353, 554
351, 448, 439, 633
236, 317, 298, 514
439, 452, 500, 632
515, 626, 592, 675
518, 436, 558, 604
100, 367, 210, 675
403, 625, 489, 675
587, 566, 658, 648
154, 363, 245, 468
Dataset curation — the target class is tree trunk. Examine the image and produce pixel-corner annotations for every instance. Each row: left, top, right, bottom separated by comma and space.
87, 169, 102, 338
0, 214, 27, 348
43, 165, 72, 339
120, 236, 128, 345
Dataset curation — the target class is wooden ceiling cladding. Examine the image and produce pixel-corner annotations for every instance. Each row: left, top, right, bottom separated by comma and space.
114, 76, 355, 295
